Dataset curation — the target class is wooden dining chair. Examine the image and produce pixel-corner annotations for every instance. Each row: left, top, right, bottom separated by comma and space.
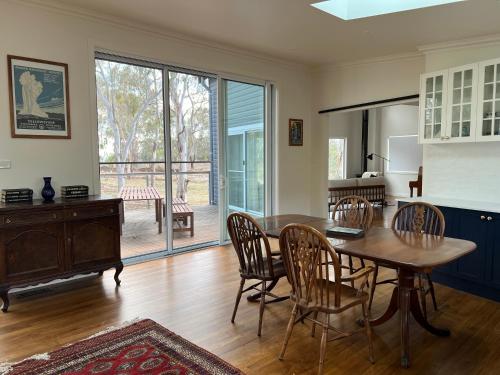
227, 212, 288, 336
331, 195, 374, 282
278, 224, 374, 375
368, 202, 445, 318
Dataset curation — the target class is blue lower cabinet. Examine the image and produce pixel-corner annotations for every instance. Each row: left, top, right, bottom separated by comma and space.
398, 201, 500, 302
486, 213, 500, 290
453, 209, 488, 283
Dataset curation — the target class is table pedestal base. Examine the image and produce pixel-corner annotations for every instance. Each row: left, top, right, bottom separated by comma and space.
368, 268, 450, 368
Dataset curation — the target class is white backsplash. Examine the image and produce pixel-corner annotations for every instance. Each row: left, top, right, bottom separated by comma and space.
423, 142, 500, 203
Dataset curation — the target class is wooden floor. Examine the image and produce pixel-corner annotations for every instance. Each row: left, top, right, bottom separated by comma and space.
121, 203, 219, 258
1, 203, 499, 374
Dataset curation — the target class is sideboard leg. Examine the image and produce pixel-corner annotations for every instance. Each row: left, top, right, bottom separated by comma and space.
1, 291, 9, 313
114, 262, 124, 286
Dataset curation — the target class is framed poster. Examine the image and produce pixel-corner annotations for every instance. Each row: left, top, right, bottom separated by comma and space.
289, 118, 303, 146
7, 55, 71, 139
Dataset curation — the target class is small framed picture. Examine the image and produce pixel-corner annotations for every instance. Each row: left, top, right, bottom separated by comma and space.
289, 118, 303, 146
7, 55, 71, 139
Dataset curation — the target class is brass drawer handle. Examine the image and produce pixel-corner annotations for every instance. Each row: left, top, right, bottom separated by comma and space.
73, 212, 78, 217
5, 218, 11, 224
487, 216, 493, 221
481, 215, 486, 221
110, 208, 114, 214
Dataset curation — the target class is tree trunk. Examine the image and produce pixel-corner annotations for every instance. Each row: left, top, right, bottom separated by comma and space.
176, 108, 189, 201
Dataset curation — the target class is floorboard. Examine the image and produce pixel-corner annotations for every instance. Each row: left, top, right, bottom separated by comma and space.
0, 203, 499, 374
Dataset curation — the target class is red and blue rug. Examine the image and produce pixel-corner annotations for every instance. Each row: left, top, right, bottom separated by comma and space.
2, 319, 243, 374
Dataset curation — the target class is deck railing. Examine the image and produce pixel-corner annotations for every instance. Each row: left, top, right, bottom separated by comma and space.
99, 161, 216, 206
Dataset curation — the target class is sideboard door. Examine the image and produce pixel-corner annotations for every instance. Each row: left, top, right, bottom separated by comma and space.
1, 224, 65, 283
67, 216, 120, 271
454, 210, 488, 282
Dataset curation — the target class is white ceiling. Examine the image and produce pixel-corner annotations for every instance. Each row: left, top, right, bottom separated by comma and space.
51, 0, 500, 66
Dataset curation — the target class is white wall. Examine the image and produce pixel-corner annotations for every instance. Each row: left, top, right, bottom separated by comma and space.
377, 105, 421, 197
0, 0, 313, 214
328, 111, 363, 179
422, 42, 500, 202
313, 54, 424, 111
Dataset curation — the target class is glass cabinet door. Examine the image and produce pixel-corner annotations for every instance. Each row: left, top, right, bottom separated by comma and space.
477, 59, 500, 141
420, 71, 447, 143
446, 65, 477, 142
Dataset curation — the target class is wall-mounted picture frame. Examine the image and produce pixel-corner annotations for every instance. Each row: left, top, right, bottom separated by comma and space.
289, 118, 303, 146
7, 55, 71, 139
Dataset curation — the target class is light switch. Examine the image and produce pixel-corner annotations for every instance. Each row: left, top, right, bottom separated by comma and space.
0, 160, 11, 169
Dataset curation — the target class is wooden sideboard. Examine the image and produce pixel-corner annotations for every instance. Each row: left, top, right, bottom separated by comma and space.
0, 196, 123, 312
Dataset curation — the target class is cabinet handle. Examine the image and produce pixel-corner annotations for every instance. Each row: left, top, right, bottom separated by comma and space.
5, 218, 11, 224
440, 136, 450, 140
480, 215, 486, 221
487, 216, 493, 221
110, 208, 114, 213
52, 213, 57, 219
72, 212, 77, 217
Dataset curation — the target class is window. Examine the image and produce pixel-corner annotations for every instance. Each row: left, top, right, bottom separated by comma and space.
387, 135, 423, 173
328, 138, 346, 180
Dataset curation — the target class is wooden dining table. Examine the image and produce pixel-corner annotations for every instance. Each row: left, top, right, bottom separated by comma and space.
256, 214, 477, 369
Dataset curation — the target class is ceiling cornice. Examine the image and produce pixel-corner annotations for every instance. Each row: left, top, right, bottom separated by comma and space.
11, 0, 311, 71
418, 33, 500, 54
314, 51, 424, 73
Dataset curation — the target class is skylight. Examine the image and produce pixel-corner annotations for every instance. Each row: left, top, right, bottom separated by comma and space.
311, 0, 465, 20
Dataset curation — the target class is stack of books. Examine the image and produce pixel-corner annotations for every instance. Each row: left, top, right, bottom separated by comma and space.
1, 188, 33, 203
61, 185, 89, 199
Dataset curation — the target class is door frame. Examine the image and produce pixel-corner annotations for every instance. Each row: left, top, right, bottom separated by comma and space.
92, 51, 275, 253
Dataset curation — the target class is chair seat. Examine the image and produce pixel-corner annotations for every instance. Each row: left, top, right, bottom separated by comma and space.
242, 258, 287, 280
291, 279, 368, 314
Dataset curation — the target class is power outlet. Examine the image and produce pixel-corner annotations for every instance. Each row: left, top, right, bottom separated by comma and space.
0, 160, 11, 169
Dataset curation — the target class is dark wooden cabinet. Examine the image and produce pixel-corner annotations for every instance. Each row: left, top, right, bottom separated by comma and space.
0, 197, 123, 312
399, 201, 500, 302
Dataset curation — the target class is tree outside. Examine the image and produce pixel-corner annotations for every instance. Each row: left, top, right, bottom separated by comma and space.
96, 59, 213, 205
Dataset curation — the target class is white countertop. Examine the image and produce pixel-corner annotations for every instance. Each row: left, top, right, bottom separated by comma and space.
396, 196, 500, 214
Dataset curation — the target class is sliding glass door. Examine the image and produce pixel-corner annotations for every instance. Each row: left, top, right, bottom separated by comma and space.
222, 80, 267, 222
96, 53, 273, 257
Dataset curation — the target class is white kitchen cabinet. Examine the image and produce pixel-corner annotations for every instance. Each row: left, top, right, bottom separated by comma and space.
419, 71, 448, 144
477, 58, 500, 141
418, 58, 500, 144
445, 64, 478, 143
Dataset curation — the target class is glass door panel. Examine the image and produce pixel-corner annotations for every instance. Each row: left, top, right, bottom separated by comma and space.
478, 60, 500, 140
245, 130, 264, 214
446, 65, 476, 142
227, 134, 245, 210
95, 57, 167, 259
168, 71, 219, 251
223, 80, 266, 221
420, 71, 447, 143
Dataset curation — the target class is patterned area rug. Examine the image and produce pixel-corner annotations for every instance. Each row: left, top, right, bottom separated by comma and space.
2, 319, 244, 374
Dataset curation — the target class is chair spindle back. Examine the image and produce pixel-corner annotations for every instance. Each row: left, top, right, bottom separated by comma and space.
227, 212, 274, 279
279, 224, 342, 310
391, 202, 445, 237
332, 195, 373, 230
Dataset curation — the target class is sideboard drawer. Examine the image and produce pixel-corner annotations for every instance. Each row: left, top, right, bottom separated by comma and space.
0, 210, 63, 227
65, 204, 118, 221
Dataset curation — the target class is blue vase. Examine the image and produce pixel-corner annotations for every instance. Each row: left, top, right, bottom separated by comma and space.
41, 177, 55, 202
